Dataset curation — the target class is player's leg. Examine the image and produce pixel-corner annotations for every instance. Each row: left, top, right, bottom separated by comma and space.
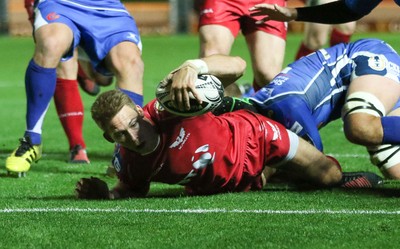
199, 24, 235, 57
330, 21, 356, 46
103, 41, 144, 107
197, 0, 237, 57
343, 79, 400, 181
77, 58, 113, 87
295, 21, 331, 60
76, 48, 112, 95
245, 31, 286, 89
76, 61, 100, 96
55, 49, 90, 164
6, 16, 74, 175
367, 107, 400, 179
276, 132, 342, 187
294, 0, 355, 60
342, 75, 400, 146
277, 133, 381, 188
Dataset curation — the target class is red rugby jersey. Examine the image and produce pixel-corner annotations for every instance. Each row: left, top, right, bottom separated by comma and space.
115, 99, 292, 195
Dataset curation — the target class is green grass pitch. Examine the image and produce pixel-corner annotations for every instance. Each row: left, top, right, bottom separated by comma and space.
1, 33, 400, 248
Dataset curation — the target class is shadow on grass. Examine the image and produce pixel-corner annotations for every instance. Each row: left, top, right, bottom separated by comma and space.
263, 182, 400, 198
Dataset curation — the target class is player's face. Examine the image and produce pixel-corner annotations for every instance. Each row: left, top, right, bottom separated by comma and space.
107, 105, 159, 155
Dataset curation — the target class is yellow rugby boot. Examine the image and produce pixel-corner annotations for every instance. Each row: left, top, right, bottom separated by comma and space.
5, 137, 42, 177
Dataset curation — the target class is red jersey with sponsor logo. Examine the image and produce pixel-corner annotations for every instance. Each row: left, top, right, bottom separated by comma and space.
115, 99, 292, 195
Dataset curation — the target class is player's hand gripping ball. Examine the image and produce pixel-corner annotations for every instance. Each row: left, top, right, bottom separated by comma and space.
156, 74, 224, 117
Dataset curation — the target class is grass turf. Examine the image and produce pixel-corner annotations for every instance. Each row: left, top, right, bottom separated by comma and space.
1, 33, 400, 248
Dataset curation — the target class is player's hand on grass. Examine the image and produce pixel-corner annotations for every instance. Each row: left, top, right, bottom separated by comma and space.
75, 177, 110, 200
249, 4, 298, 23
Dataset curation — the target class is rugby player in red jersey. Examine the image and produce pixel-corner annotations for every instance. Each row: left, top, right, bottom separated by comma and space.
76, 55, 379, 199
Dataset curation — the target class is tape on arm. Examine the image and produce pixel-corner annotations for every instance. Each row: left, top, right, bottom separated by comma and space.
185, 59, 209, 74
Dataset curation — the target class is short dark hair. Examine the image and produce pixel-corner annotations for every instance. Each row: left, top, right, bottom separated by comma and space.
91, 90, 136, 131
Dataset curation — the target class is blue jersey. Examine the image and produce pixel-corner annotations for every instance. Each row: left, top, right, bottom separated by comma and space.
34, 0, 142, 75
344, 0, 400, 15
250, 39, 400, 151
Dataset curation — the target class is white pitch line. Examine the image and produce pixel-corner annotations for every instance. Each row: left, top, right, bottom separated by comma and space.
1, 208, 400, 215
329, 153, 369, 158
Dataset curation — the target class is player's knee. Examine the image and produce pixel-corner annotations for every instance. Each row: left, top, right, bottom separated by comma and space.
117, 55, 144, 78
344, 116, 381, 145
136, 57, 145, 74
342, 91, 386, 145
313, 156, 343, 187
306, 37, 326, 50
35, 37, 66, 65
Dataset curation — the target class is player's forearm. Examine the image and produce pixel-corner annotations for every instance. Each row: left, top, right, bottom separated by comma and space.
200, 55, 246, 87
296, 1, 364, 24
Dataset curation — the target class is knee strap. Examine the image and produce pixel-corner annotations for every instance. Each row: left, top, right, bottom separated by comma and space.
368, 144, 400, 170
342, 92, 386, 118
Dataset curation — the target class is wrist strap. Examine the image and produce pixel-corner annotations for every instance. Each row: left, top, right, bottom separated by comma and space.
185, 59, 209, 74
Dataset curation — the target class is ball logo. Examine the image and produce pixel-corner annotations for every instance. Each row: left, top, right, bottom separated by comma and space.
46, 12, 60, 21
155, 74, 224, 117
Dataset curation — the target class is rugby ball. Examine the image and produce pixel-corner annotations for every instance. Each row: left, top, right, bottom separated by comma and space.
156, 74, 224, 117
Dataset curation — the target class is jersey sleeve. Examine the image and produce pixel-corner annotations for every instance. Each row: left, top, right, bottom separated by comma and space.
296, 0, 368, 24
344, 0, 382, 15
143, 99, 179, 125
112, 145, 152, 197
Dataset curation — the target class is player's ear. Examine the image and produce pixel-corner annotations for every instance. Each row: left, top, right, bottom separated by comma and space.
103, 133, 115, 143
136, 105, 144, 116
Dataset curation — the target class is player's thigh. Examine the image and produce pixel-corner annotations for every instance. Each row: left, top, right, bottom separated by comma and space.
104, 42, 143, 76
245, 31, 286, 83
347, 75, 400, 112
33, 23, 74, 66
343, 76, 400, 144
199, 25, 235, 56
104, 41, 143, 93
334, 21, 357, 35
303, 22, 331, 49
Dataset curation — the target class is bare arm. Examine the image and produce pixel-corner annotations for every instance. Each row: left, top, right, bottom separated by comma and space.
163, 54, 246, 111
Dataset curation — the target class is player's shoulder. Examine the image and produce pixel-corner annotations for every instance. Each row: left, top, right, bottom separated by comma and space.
144, 99, 171, 118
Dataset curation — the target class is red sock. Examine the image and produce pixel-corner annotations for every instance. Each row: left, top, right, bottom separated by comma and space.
330, 28, 352, 46
54, 78, 86, 150
295, 42, 316, 60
